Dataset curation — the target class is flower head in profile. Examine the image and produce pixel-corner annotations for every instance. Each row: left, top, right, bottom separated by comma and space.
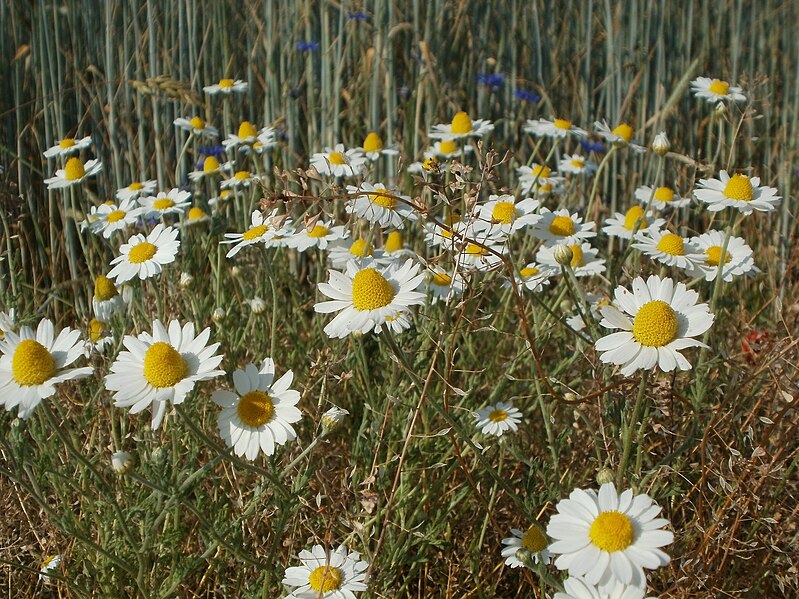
220, 170, 261, 189
310, 144, 367, 178
429, 110, 494, 141
345, 182, 416, 229
0, 319, 93, 419
690, 76, 746, 104
632, 228, 705, 273
92, 274, 126, 321
593, 120, 644, 152
532, 209, 596, 248
288, 220, 348, 252
105, 319, 224, 430
116, 179, 157, 202
690, 230, 758, 282
517, 164, 564, 195
474, 401, 522, 436
455, 229, 507, 272
282, 544, 368, 598
221, 209, 284, 258
188, 156, 233, 182
424, 266, 467, 305
594, 275, 714, 376
523, 118, 587, 139
212, 359, 302, 460
634, 185, 692, 210
203, 78, 248, 95
39, 554, 62, 583
554, 576, 655, 599
558, 154, 597, 176
174, 116, 219, 138
44, 157, 102, 189
108, 224, 180, 283
501, 524, 550, 568
472, 194, 540, 235
602, 206, 664, 241
537, 242, 606, 277
327, 238, 391, 270
138, 188, 191, 219
505, 263, 557, 292
547, 482, 673, 590
88, 199, 143, 239
222, 120, 260, 149
694, 170, 780, 214
360, 132, 400, 161
43, 136, 92, 158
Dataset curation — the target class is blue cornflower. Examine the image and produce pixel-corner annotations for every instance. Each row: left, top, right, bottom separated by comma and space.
296, 41, 320, 52
514, 88, 541, 103
346, 11, 369, 21
477, 72, 504, 91
198, 144, 225, 158
580, 139, 607, 154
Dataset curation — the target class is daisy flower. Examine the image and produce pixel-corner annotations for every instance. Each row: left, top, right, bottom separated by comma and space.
88, 199, 143, 238
310, 144, 367, 177
423, 217, 464, 251
429, 110, 494, 141
92, 275, 126, 321
455, 230, 507, 272
501, 524, 550, 568
116, 179, 157, 202
426, 139, 474, 159
632, 228, 705, 272
252, 127, 280, 154
0, 319, 93, 419
345, 182, 416, 229
594, 275, 714, 376
690, 230, 758, 282
208, 189, 233, 209
690, 76, 746, 104
693, 170, 781, 214
634, 185, 692, 210
472, 194, 541, 235
282, 544, 369, 599
105, 319, 224, 430
188, 156, 233, 182
602, 206, 664, 240
360, 131, 400, 161
523, 118, 587, 139
314, 259, 425, 339
321, 406, 349, 432
506, 263, 558, 292
558, 154, 597, 176
212, 359, 302, 460
202, 78, 248, 95
220, 170, 261, 189
424, 266, 467, 305
531, 208, 596, 247
84, 319, 114, 357
43, 136, 92, 158
221, 209, 280, 258
138, 188, 191, 219
222, 120, 260, 149
181, 206, 211, 227
517, 164, 564, 195
39, 554, 62, 583
173, 116, 219, 138
287, 220, 348, 252
327, 239, 389, 269
554, 576, 654, 599
537, 243, 606, 277
108, 224, 180, 284
593, 121, 645, 152
381, 230, 417, 263
474, 401, 522, 436
44, 157, 102, 189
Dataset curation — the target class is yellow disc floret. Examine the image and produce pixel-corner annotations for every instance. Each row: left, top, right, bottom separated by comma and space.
521, 525, 548, 552
351, 268, 395, 311
569, 244, 585, 267
705, 246, 731, 266
589, 511, 635, 552
431, 272, 451, 286
128, 242, 157, 264
491, 202, 518, 224
89, 319, 107, 343
307, 225, 329, 238
234, 170, 251, 180
520, 267, 540, 278
189, 116, 206, 129
553, 119, 572, 130
531, 164, 551, 179
59, 138, 76, 149
129, 182, 144, 191
623, 206, 648, 230
106, 210, 126, 223
236, 391, 275, 427
656, 233, 685, 256
384, 231, 403, 253
611, 123, 634, 142
143, 342, 187, 388
308, 566, 343, 593
349, 239, 373, 257
369, 191, 397, 209
363, 132, 383, 152
152, 198, 174, 211
465, 243, 487, 256
439, 140, 457, 155
12, 339, 55, 386
203, 156, 220, 173
94, 275, 118, 301
242, 224, 269, 241
549, 215, 576, 237
219, 79, 234, 88
653, 187, 675, 203
450, 111, 473, 134
188, 207, 206, 220
64, 157, 85, 181
709, 79, 730, 95
633, 300, 678, 347
488, 409, 508, 422
328, 152, 346, 165
238, 121, 257, 139
723, 174, 754, 201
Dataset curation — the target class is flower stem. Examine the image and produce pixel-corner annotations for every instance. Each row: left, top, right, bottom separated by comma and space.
616, 371, 649, 487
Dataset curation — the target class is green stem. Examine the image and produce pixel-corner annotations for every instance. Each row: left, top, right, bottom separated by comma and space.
617, 371, 649, 487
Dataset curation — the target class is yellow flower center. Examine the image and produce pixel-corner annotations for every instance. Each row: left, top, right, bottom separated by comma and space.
439, 140, 457, 154
203, 156, 220, 173
351, 268, 395, 310
189, 116, 206, 129
307, 225, 329, 238
59, 138, 76, 149
553, 119, 572, 130
521, 525, 548, 552
234, 170, 251, 180
188, 207, 206, 220
450, 111, 473, 134
520, 267, 540, 278
64, 157, 86, 181
723, 174, 754, 201
238, 121, 257, 138
308, 566, 343, 593
623, 206, 648, 230
143, 342, 188, 388
328, 151, 346, 165
242, 224, 269, 241
531, 164, 551, 179
363, 132, 383, 152
219, 79, 234, 88
106, 209, 126, 223
633, 300, 678, 347
128, 242, 157, 264
705, 245, 731, 266
369, 191, 397, 209
152, 198, 174, 211
349, 239, 373, 257
709, 79, 730, 95
653, 186, 675, 203
611, 123, 634, 142
236, 390, 275, 427
422, 157, 440, 171
589, 511, 635, 552
94, 275, 119, 301
89, 319, 107, 343
488, 409, 508, 422
465, 243, 487, 256
431, 272, 451, 286
491, 201, 518, 224
656, 233, 685, 256
129, 182, 144, 191
549, 215, 575, 237
569, 244, 585, 267
570, 158, 585, 168
12, 339, 55, 386
384, 231, 403, 253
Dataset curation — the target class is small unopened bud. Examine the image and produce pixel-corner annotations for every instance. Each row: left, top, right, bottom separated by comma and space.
652, 131, 670, 156
563, 392, 577, 403
714, 101, 727, 116
553, 244, 573, 266
247, 296, 267, 314
111, 450, 133, 474
514, 548, 536, 570
321, 406, 349, 433
179, 272, 194, 288
231, 266, 241, 277
212, 307, 226, 322
596, 467, 615, 485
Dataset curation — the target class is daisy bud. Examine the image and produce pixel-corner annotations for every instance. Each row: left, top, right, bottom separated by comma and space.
652, 131, 670, 155
179, 272, 194, 288
563, 392, 577, 403
714, 101, 727, 116
514, 548, 537, 570
231, 266, 241, 277
111, 450, 133, 474
321, 406, 349, 433
247, 296, 267, 314
122, 285, 134, 305
596, 467, 615, 485
553, 244, 573, 266
212, 307, 226, 322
